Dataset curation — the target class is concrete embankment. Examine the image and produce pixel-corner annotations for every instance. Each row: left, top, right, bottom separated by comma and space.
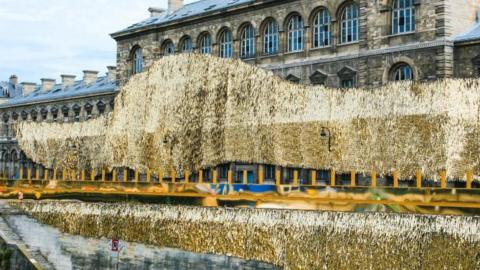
11, 200, 480, 270
0, 201, 52, 270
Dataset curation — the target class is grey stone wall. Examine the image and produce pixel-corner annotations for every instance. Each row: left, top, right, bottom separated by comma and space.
113, 0, 478, 87
0, 93, 116, 178
454, 42, 480, 78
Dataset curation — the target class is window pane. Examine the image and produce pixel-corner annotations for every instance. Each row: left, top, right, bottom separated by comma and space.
220, 30, 233, 58
264, 20, 280, 54
341, 4, 359, 43
287, 15, 304, 52
133, 48, 143, 74
182, 37, 192, 53
393, 64, 414, 81
313, 9, 331, 48
392, 0, 415, 34
200, 34, 212, 54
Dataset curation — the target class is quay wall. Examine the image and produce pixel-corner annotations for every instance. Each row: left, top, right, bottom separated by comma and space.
12, 201, 480, 270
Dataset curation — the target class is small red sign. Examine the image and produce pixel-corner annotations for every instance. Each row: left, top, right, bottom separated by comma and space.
111, 239, 120, 252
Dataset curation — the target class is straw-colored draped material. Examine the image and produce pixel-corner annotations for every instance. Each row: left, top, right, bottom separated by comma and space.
16, 54, 480, 179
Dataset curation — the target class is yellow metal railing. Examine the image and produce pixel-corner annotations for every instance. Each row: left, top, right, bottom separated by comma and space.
1, 166, 478, 191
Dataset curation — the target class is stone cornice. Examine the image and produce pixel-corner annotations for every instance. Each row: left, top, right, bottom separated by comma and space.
0, 91, 118, 111
263, 39, 454, 70
111, 0, 293, 40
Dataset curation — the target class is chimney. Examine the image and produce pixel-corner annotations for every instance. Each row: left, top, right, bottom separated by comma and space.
41, 78, 56, 92
83, 70, 99, 85
61, 74, 76, 89
107, 66, 117, 81
148, 7, 166, 17
168, 0, 183, 11
21, 82, 37, 96
9, 75, 18, 85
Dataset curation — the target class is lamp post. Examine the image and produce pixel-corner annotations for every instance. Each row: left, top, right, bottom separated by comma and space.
320, 127, 332, 152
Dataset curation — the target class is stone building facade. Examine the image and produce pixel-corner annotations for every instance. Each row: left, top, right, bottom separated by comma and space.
0, 69, 117, 178
108, 0, 480, 183
112, 0, 480, 88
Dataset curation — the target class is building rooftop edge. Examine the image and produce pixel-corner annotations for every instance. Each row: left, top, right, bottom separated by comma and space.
111, 0, 257, 39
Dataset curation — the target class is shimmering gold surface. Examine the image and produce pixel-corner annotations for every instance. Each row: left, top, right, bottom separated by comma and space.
11, 201, 480, 270
15, 54, 480, 179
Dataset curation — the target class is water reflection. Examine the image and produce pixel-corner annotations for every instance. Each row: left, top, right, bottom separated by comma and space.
6, 215, 280, 270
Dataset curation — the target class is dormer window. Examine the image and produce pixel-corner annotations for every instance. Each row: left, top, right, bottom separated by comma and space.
2, 114, 9, 123
62, 106, 69, 122
73, 104, 81, 122
51, 107, 58, 122
310, 70, 328, 86
338, 66, 357, 88
97, 101, 106, 114
1, 87, 9, 98
84, 103, 93, 120
21, 111, 28, 121
11, 112, 18, 121
286, 74, 301, 84
30, 110, 38, 121
40, 107, 48, 121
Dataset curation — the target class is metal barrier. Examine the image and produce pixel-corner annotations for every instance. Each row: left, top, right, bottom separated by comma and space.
1, 167, 477, 190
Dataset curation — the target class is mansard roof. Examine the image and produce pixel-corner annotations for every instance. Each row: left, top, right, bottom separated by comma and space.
0, 81, 21, 99
454, 21, 480, 43
112, 0, 255, 38
0, 76, 117, 108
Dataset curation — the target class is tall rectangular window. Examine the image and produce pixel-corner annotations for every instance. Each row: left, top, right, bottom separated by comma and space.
264, 20, 279, 55
313, 9, 331, 48
341, 4, 359, 43
392, 0, 415, 34
287, 15, 304, 52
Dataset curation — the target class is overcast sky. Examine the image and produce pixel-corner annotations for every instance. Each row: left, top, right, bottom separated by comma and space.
0, 0, 196, 83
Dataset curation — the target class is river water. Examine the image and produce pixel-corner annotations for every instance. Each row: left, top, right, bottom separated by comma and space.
5, 215, 279, 270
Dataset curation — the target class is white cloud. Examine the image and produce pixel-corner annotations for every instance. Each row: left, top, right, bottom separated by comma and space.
0, 0, 196, 82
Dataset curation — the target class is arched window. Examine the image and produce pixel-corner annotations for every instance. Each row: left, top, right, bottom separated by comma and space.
198, 33, 212, 54
163, 40, 175, 55
392, 0, 415, 34
287, 15, 304, 52
240, 24, 256, 59
340, 4, 359, 44
219, 29, 233, 58
313, 9, 332, 48
132, 47, 144, 74
180, 36, 193, 53
263, 19, 279, 55
392, 64, 414, 81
